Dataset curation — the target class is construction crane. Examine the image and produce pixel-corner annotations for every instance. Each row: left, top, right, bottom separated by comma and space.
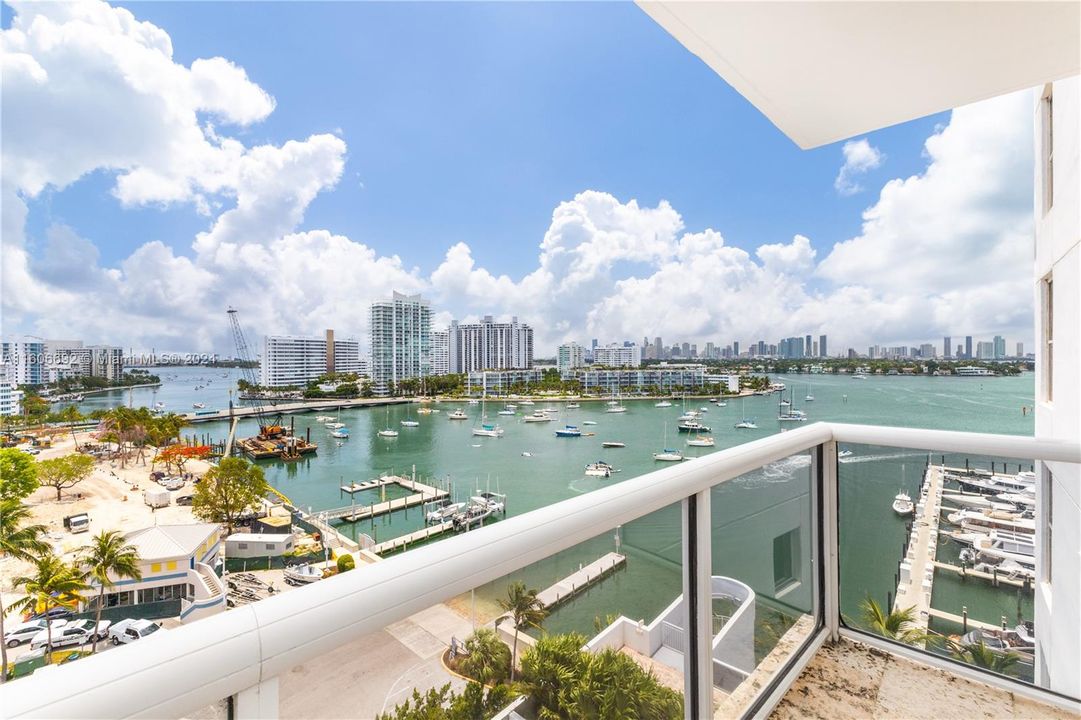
227, 307, 289, 450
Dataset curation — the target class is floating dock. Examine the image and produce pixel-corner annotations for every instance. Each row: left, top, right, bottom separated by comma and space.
930, 560, 1029, 589
893, 463, 945, 630
369, 522, 453, 556
536, 552, 627, 610
325, 476, 449, 522
183, 397, 411, 423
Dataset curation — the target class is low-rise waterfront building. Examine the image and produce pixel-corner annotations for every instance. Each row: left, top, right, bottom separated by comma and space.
261, 330, 361, 387
466, 368, 545, 395
84, 523, 225, 624
225, 533, 295, 559
575, 363, 706, 394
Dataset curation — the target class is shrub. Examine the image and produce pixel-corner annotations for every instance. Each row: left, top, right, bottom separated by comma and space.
457, 628, 511, 684
336, 553, 356, 573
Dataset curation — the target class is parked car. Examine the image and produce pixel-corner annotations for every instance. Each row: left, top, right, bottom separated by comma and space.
109, 619, 161, 645
29, 619, 111, 651
160, 477, 185, 491
4, 619, 67, 648
176, 495, 194, 506
23, 607, 73, 623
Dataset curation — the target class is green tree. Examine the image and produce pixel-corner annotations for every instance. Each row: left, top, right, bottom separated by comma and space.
0, 499, 48, 682
36, 454, 95, 501
56, 405, 84, 447
859, 596, 930, 646
0, 448, 39, 502
192, 457, 269, 533
375, 682, 512, 720
9, 554, 89, 663
79, 530, 142, 654
458, 627, 511, 685
518, 632, 585, 712
496, 581, 549, 681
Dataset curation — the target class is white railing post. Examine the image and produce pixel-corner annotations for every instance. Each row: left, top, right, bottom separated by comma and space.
233, 676, 279, 720
682, 489, 713, 719
820, 439, 840, 642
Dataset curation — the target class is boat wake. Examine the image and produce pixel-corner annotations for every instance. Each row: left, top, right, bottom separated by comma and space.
839, 450, 927, 465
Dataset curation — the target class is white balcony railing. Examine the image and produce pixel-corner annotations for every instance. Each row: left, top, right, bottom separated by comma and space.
0, 423, 1077, 719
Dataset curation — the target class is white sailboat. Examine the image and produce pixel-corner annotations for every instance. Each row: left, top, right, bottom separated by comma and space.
805, 384, 815, 402
377, 407, 398, 437
653, 423, 684, 462
892, 467, 913, 515
734, 399, 757, 429
606, 390, 627, 413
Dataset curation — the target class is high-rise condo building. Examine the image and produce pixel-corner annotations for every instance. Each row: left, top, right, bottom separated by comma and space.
370, 292, 431, 395
819, 334, 827, 358
964, 335, 973, 358
430, 330, 450, 376
919, 343, 935, 358
976, 341, 994, 359
943, 336, 952, 358
1016, 341, 1024, 357
448, 315, 533, 373
993, 335, 1006, 359
261, 330, 362, 387
732, 341, 739, 357
557, 342, 585, 374
804, 334, 812, 354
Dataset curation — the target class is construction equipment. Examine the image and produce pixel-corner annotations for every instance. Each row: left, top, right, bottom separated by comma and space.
226, 308, 317, 461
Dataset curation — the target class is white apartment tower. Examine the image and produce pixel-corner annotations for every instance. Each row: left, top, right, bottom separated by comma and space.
1033, 76, 1080, 699
430, 330, 450, 376
592, 343, 642, 367
261, 330, 361, 387
557, 342, 585, 374
370, 292, 431, 395
447, 315, 533, 373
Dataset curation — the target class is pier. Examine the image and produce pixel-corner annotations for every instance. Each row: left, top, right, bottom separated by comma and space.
182, 397, 411, 423
325, 476, 449, 522
893, 463, 945, 630
930, 560, 1030, 589
369, 522, 453, 556
927, 608, 1014, 633
536, 552, 627, 610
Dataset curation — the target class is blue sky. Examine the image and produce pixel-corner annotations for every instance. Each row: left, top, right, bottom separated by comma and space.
1, 1, 1033, 354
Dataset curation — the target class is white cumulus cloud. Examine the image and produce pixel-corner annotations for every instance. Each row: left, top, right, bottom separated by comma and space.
834, 138, 884, 196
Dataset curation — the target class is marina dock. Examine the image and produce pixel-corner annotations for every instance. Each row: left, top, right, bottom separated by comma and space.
183, 397, 410, 423
927, 608, 1012, 633
931, 560, 1029, 589
536, 552, 627, 610
893, 463, 945, 630
325, 476, 449, 522
369, 522, 453, 556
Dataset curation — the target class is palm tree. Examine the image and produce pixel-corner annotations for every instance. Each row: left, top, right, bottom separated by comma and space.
0, 500, 48, 683
459, 627, 511, 684
79, 530, 142, 654
948, 638, 1020, 676
9, 554, 88, 664
57, 405, 84, 448
859, 596, 931, 646
496, 581, 548, 681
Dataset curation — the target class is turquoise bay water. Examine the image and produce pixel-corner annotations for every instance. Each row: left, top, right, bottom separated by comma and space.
77, 369, 1036, 644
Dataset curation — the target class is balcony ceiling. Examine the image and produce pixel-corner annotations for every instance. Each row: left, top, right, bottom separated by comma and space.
637, 1, 1081, 148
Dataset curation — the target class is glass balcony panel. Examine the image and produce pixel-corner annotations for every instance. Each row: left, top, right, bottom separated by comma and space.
710, 450, 819, 717
283, 501, 687, 719
838, 443, 1068, 693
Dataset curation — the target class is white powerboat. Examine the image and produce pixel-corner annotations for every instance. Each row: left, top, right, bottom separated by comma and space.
582, 420, 597, 425
284, 564, 322, 585
400, 420, 420, 427
448, 409, 468, 420
192, 402, 205, 409
522, 411, 552, 423
655, 400, 673, 408
426, 500, 465, 524
601, 441, 625, 448
585, 461, 614, 478
892, 491, 914, 515
330, 428, 350, 439
686, 436, 715, 447
555, 425, 582, 437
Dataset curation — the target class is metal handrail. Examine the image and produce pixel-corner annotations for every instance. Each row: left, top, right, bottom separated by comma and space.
0, 424, 1076, 719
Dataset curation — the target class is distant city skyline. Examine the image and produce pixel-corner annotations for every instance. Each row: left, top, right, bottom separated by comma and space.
2, 2, 1036, 357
